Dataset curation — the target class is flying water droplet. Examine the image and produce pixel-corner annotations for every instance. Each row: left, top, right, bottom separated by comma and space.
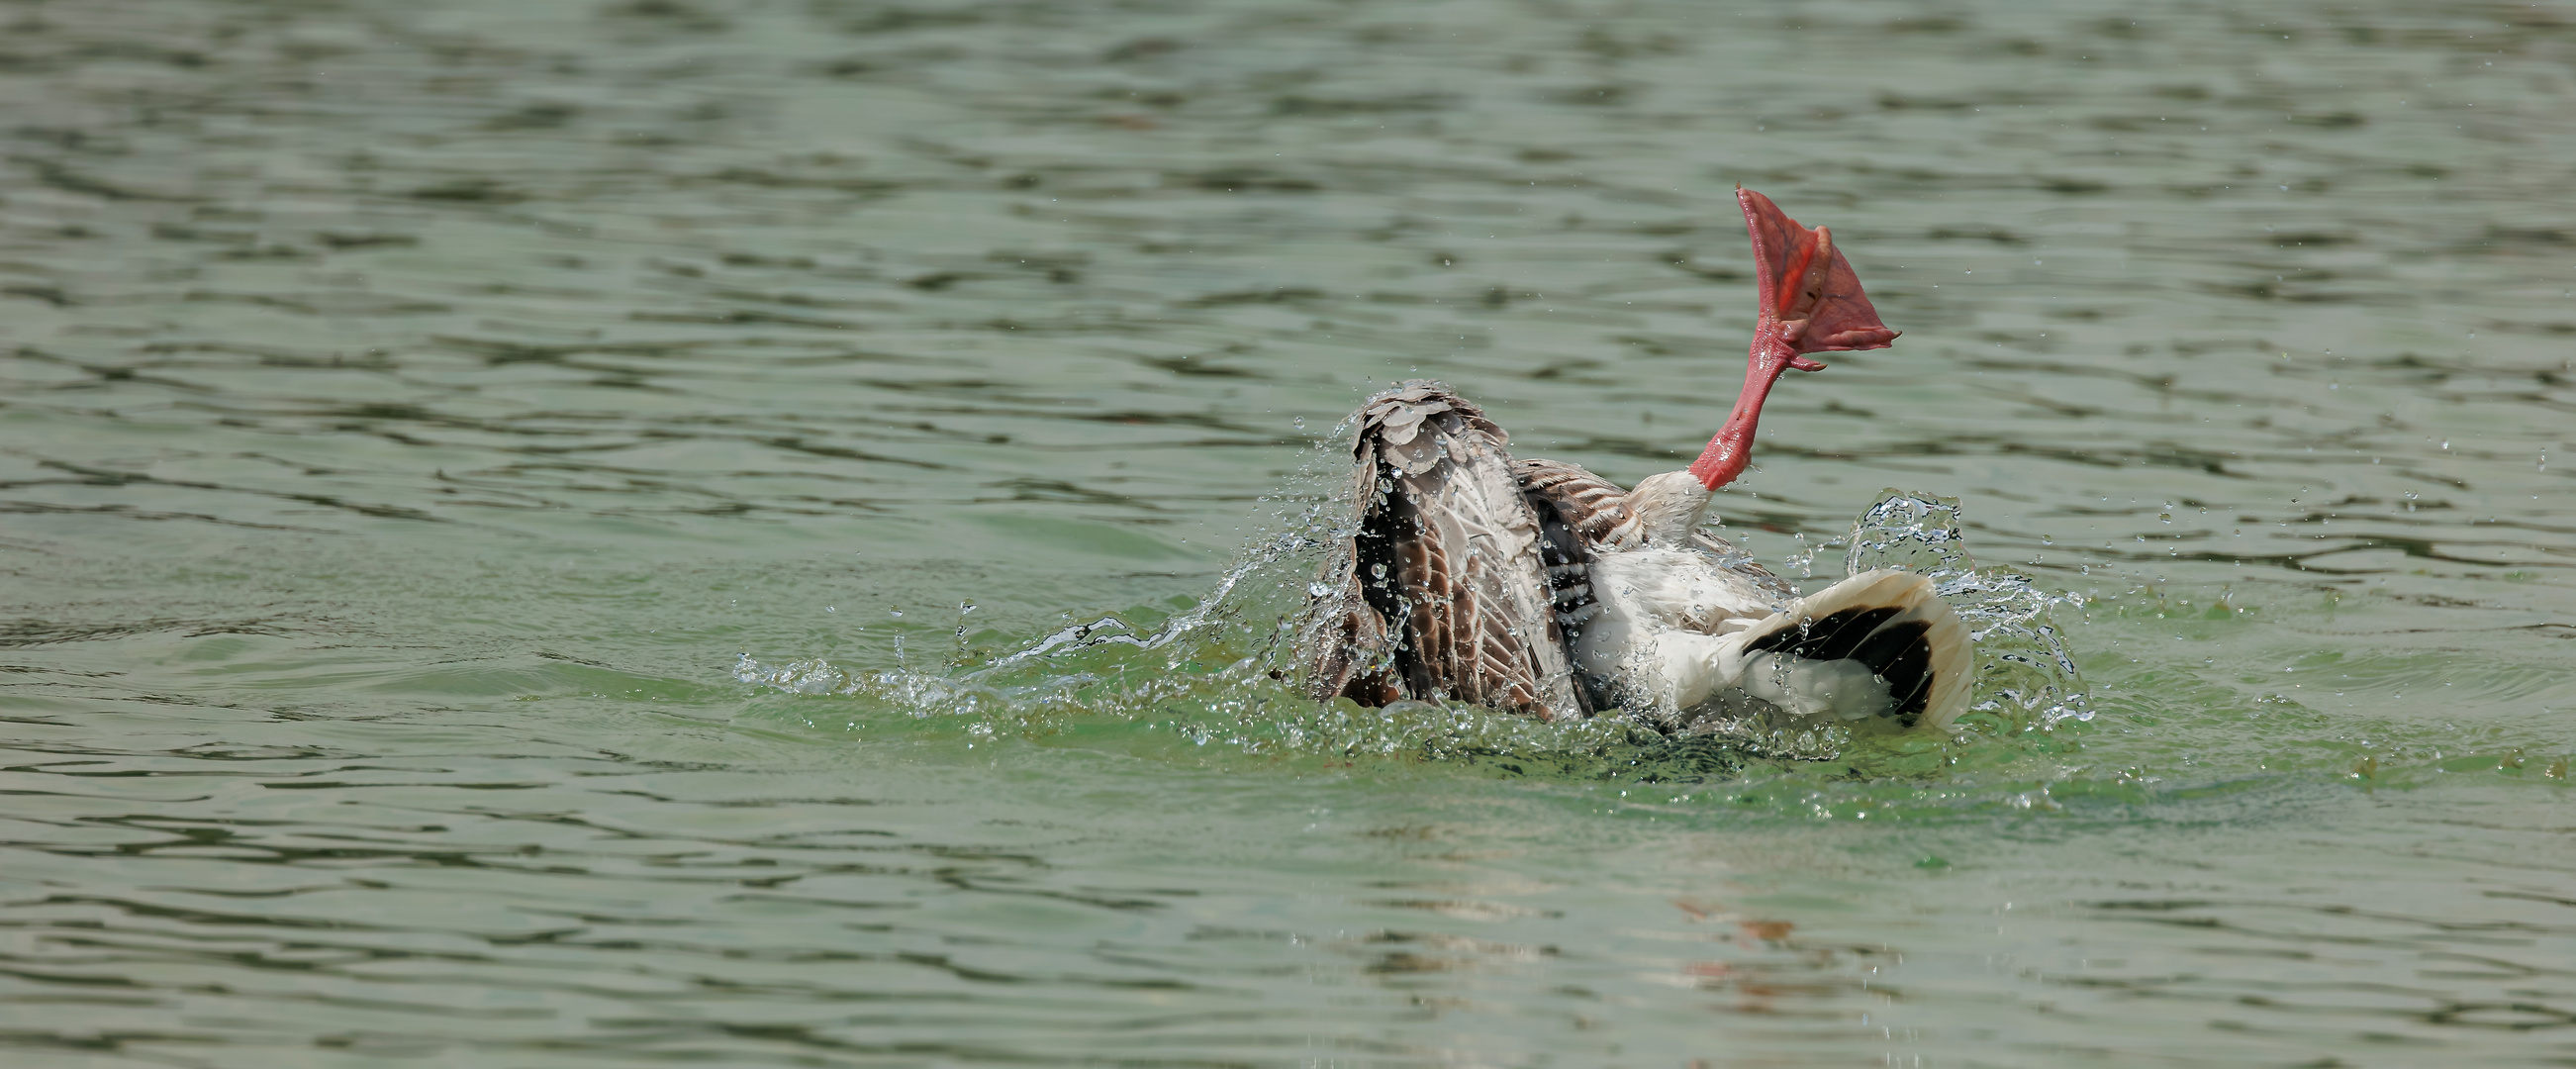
1845, 489, 2090, 729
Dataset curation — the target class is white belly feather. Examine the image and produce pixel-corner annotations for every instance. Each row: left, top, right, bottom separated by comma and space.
1574, 549, 1971, 731
1574, 548, 1780, 712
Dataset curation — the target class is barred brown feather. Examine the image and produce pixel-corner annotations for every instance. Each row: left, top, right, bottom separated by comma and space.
1516, 458, 1642, 551
1305, 385, 1970, 733
1302, 383, 1583, 720
1515, 458, 1796, 640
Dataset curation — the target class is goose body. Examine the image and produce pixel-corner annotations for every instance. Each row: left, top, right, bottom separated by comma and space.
1305, 190, 1973, 734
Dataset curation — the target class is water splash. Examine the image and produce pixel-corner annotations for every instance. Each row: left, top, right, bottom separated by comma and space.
982, 524, 1321, 672
736, 463, 2090, 774
730, 422, 1701, 772
1844, 489, 2093, 730
970, 406, 1374, 674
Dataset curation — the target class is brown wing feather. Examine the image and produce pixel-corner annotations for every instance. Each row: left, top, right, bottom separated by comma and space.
1516, 457, 1798, 636
1516, 464, 1606, 716
1304, 416, 1403, 705
1516, 458, 1642, 551
1303, 384, 1419, 704
1302, 382, 1581, 720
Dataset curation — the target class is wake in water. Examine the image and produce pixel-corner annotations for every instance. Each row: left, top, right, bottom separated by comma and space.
735, 463, 2092, 775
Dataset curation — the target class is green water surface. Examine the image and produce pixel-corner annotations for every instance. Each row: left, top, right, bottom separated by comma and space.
3, 1, 2573, 1065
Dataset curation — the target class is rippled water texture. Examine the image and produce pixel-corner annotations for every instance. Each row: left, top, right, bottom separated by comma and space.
5, 1, 2575, 1065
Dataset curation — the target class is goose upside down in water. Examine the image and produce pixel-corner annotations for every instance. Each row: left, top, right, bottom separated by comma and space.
1303, 188, 1972, 734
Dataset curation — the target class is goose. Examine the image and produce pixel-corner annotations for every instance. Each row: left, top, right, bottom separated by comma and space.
1303, 188, 1971, 735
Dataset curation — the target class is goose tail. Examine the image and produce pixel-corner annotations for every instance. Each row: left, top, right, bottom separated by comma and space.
1713, 568, 1972, 731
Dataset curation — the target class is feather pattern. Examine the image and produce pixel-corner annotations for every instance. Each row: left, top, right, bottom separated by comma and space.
1300, 190, 1972, 733
1518, 458, 1652, 551
1517, 459, 1793, 638
1304, 383, 1583, 720
1306, 383, 1974, 733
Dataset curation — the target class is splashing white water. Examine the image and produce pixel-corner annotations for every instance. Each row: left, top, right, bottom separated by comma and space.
735, 453, 2089, 771
1844, 488, 2093, 729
